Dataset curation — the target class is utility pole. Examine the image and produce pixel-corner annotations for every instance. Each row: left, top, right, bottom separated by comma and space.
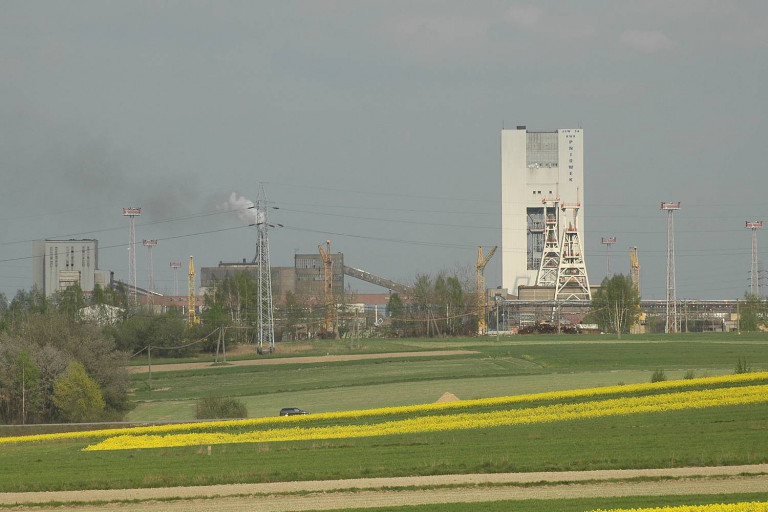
661, 202, 680, 333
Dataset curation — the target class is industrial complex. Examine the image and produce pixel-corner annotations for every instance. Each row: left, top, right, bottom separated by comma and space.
29, 127, 762, 337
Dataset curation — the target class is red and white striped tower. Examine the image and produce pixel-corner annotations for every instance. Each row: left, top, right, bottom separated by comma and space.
170, 262, 182, 296
122, 207, 141, 303
746, 221, 763, 296
661, 202, 680, 333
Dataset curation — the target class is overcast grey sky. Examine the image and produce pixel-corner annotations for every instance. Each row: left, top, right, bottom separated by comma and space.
2, 1, 767, 300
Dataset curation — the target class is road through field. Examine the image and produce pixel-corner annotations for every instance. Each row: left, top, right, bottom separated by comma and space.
3, 465, 767, 511
127, 350, 479, 373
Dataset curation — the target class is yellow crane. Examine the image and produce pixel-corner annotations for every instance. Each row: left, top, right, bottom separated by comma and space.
318, 240, 337, 338
629, 246, 643, 334
476, 245, 497, 335
187, 255, 197, 327
630, 246, 640, 294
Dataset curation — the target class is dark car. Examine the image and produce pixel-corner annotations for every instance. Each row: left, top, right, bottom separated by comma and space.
279, 407, 310, 416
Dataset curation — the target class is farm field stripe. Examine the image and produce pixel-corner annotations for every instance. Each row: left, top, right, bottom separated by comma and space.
4, 372, 767, 446
590, 502, 768, 512
83, 383, 768, 451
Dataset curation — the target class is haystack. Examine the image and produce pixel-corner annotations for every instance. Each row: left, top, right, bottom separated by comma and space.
436, 392, 459, 403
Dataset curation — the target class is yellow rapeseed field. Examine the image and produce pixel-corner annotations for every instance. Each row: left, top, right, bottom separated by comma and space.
3, 371, 767, 447
83, 382, 768, 451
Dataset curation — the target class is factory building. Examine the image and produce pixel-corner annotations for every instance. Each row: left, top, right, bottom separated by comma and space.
32, 239, 113, 297
200, 252, 344, 302
501, 127, 586, 296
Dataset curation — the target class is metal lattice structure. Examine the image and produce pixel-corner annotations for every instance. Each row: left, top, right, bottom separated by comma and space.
601, 236, 617, 280
661, 202, 680, 333
476, 245, 497, 335
170, 262, 181, 296
746, 221, 763, 296
143, 239, 157, 300
122, 207, 141, 303
536, 200, 560, 287
188, 255, 197, 326
255, 184, 275, 353
630, 246, 640, 295
318, 239, 337, 338
555, 202, 591, 301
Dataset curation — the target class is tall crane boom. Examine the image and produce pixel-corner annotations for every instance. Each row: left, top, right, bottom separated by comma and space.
476, 245, 497, 335
318, 240, 338, 338
629, 246, 642, 334
630, 246, 640, 294
187, 255, 197, 327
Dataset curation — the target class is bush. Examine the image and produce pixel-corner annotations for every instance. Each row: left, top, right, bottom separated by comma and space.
651, 368, 667, 383
734, 357, 752, 374
53, 361, 106, 422
195, 396, 248, 419
683, 370, 696, 380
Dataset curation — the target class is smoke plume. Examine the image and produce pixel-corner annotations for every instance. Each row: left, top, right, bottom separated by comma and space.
220, 192, 258, 225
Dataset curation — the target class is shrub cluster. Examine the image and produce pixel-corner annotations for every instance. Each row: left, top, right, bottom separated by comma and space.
195, 396, 248, 420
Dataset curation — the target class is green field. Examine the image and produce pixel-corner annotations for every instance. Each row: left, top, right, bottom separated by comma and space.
2, 332, 768, 510
126, 333, 766, 421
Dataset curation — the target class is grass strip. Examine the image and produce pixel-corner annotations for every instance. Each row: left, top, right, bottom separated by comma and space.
3, 475, 766, 509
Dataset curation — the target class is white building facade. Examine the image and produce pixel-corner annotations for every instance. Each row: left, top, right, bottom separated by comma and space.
501, 127, 585, 295
32, 239, 112, 297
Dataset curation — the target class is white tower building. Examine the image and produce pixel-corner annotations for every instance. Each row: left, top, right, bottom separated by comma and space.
501, 127, 586, 295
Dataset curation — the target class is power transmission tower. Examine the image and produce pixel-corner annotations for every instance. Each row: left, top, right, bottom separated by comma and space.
661, 202, 680, 333
746, 221, 763, 296
601, 236, 616, 279
122, 207, 141, 304
254, 184, 275, 353
143, 239, 157, 303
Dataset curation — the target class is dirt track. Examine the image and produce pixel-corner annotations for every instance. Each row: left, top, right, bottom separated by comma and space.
128, 350, 478, 374
3, 465, 767, 511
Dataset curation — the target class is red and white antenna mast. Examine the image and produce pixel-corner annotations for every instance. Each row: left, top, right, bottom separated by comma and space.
661, 202, 680, 333
746, 221, 763, 296
170, 262, 182, 296
123, 207, 141, 303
